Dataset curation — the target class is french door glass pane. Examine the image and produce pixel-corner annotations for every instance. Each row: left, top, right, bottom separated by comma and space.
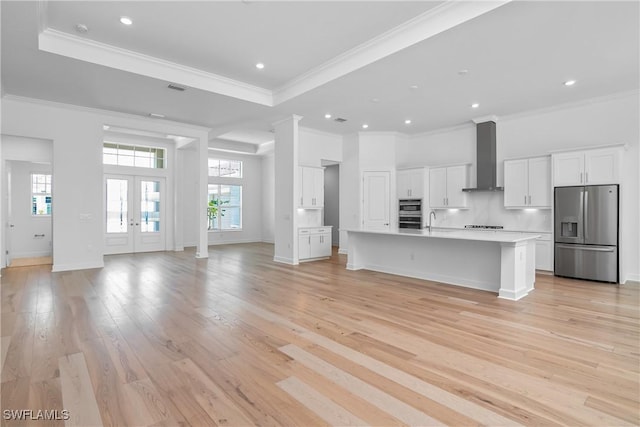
221, 206, 241, 229
140, 180, 160, 233
106, 179, 128, 233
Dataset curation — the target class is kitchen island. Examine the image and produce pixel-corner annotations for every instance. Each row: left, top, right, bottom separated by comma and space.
345, 228, 540, 300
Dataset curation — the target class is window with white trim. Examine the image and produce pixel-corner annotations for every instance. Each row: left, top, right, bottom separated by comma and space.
32, 173, 52, 216
208, 158, 242, 178
103, 143, 165, 168
208, 184, 242, 230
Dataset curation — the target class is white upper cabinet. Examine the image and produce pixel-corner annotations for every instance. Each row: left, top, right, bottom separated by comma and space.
397, 168, 424, 199
553, 147, 620, 187
584, 148, 620, 185
299, 166, 324, 208
429, 165, 469, 209
504, 156, 551, 208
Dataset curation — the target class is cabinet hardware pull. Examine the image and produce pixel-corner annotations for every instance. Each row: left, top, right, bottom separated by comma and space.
528, 195, 531, 205
524, 195, 527, 204
585, 172, 589, 183
308, 236, 311, 244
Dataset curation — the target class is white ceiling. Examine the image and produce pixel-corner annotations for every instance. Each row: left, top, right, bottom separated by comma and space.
2, 1, 638, 147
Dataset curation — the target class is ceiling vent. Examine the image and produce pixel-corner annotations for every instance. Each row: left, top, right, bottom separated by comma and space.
167, 83, 186, 92
333, 117, 347, 123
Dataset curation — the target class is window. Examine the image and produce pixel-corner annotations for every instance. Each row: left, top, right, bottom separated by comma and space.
208, 158, 242, 178
103, 143, 165, 168
207, 184, 242, 230
32, 173, 52, 216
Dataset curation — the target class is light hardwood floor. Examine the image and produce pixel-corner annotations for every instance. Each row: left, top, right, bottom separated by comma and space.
1, 243, 638, 426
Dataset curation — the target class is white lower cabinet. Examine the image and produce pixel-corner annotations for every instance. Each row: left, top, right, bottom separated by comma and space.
299, 227, 332, 261
535, 234, 552, 271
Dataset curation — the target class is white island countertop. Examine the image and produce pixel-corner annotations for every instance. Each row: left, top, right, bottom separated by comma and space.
345, 227, 539, 300
345, 227, 540, 243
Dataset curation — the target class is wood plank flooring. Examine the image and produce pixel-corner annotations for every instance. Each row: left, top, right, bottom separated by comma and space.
1, 243, 638, 426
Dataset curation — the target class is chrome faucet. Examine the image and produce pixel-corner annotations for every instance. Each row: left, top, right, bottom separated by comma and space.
427, 210, 437, 231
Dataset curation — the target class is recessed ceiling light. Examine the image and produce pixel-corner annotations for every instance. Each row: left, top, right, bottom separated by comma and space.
324, 113, 332, 119
370, 98, 380, 103
120, 16, 133, 25
471, 103, 480, 109
149, 113, 165, 118
564, 80, 576, 86
256, 63, 265, 69
404, 119, 412, 125
362, 124, 369, 129
75, 24, 89, 33
410, 85, 419, 90
458, 69, 469, 75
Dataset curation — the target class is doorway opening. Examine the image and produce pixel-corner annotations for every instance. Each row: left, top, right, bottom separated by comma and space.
1, 135, 53, 269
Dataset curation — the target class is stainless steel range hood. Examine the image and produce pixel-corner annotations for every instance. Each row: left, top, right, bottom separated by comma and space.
462, 120, 503, 192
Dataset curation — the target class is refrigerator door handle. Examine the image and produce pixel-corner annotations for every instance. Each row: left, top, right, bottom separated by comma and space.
584, 190, 588, 241
578, 188, 584, 241
556, 244, 615, 252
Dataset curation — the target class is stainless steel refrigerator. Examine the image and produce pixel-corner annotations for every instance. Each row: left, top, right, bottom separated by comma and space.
554, 185, 619, 283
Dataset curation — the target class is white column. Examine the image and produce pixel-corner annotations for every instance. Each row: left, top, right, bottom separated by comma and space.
195, 136, 208, 258
273, 115, 302, 265
498, 240, 531, 300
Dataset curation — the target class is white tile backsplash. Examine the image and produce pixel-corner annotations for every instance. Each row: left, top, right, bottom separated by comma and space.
297, 209, 323, 228
430, 192, 552, 232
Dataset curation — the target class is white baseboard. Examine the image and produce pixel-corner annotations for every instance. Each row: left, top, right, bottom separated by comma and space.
274, 256, 296, 265
11, 250, 52, 258
208, 238, 262, 246
262, 239, 275, 244
52, 260, 104, 272
623, 273, 640, 285
354, 262, 499, 294
338, 247, 347, 255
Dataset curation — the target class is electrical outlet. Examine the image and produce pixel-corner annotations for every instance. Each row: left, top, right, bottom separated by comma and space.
410, 252, 414, 261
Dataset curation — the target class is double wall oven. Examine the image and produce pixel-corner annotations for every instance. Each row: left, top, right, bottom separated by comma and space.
399, 199, 422, 229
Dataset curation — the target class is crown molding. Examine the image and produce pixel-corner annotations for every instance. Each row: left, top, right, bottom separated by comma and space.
208, 138, 258, 154
298, 126, 342, 139
38, 28, 274, 107
34, 1, 510, 109
272, 0, 511, 104
410, 122, 475, 140
271, 115, 304, 128
472, 115, 500, 124
499, 89, 640, 123
2, 94, 211, 133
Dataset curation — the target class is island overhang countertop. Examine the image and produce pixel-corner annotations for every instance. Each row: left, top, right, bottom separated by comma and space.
344, 228, 539, 301
344, 227, 540, 243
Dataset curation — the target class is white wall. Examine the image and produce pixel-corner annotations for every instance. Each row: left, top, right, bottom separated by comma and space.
1, 97, 209, 271
8, 161, 52, 258
299, 127, 342, 167
261, 153, 275, 243
398, 92, 640, 282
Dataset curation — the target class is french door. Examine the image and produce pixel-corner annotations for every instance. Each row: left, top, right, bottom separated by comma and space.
104, 174, 165, 254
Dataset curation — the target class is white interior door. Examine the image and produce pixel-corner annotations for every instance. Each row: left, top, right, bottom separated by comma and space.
362, 171, 390, 230
105, 175, 165, 254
